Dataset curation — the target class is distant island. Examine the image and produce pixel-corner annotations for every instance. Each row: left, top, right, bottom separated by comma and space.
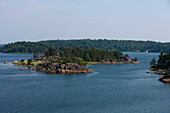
13, 47, 139, 74
149, 52, 170, 83
0, 39, 169, 53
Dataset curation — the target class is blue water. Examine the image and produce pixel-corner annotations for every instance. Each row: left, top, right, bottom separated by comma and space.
0, 52, 170, 113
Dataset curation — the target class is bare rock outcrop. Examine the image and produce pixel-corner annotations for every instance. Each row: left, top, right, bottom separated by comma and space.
30, 63, 94, 74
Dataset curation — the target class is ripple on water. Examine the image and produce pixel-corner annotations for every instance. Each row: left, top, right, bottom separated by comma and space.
1, 52, 170, 113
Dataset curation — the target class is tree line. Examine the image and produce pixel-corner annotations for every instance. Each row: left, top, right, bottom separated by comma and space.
150, 52, 170, 69
0, 39, 169, 53
41, 47, 137, 65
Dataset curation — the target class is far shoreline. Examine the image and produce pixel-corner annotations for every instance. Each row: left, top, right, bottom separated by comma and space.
0, 51, 162, 54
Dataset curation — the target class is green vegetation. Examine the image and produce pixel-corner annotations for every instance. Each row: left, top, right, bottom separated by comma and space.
1, 39, 169, 53
133, 57, 138, 62
149, 68, 167, 72
13, 61, 42, 66
13, 47, 139, 74
45, 48, 58, 56
27, 59, 33, 65
31, 61, 42, 66
125, 54, 129, 58
14, 47, 137, 67
43, 47, 124, 65
149, 52, 170, 83
33, 53, 39, 58
150, 58, 156, 66
21, 59, 25, 62
150, 52, 170, 69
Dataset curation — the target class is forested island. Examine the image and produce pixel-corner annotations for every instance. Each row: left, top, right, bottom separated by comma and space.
149, 52, 170, 83
1, 39, 169, 53
13, 47, 139, 74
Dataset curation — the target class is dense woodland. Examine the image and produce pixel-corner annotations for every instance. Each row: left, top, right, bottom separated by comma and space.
150, 52, 170, 69
0, 39, 169, 53
42, 47, 129, 65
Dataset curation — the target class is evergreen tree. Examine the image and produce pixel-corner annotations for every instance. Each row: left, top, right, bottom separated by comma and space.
0, 39, 169, 53
21, 59, 24, 62
84, 53, 91, 62
33, 53, 39, 58
134, 57, 138, 62
150, 58, 156, 66
125, 54, 129, 58
27, 59, 33, 65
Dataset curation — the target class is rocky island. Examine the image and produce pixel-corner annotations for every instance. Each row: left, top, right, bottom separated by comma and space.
149, 52, 170, 83
30, 63, 94, 74
13, 47, 139, 74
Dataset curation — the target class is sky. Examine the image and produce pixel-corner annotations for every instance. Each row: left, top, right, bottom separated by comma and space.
0, 0, 170, 43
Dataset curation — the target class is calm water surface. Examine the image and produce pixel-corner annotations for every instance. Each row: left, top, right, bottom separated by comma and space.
0, 52, 170, 113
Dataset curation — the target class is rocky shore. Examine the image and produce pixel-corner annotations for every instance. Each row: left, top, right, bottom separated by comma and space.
13, 56, 139, 74
13, 59, 139, 74
159, 76, 170, 83
30, 63, 94, 74
149, 52, 170, 83
12, 49, 139, 75
147, 68, 170, 83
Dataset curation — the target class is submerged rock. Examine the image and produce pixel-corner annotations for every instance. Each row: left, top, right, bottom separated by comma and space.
20, 69, 29, 71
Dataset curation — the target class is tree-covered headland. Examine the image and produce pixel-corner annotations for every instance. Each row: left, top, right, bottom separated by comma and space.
150, 52, 170, 83
150, 52, 170, 70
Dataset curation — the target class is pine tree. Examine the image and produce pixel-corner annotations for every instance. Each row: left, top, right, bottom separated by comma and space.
84, 53, 91, 62
150, 58, 156, 66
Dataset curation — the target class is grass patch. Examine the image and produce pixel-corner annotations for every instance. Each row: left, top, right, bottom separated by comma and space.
86, 62, 102, 65
31, 61, 42, 66
149, 68, 166, 72
13, 61, 42, 66
149, 68, 157, 71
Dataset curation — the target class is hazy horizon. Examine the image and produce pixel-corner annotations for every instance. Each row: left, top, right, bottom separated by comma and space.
1, 38, 170, 44
0, 0, 170, 43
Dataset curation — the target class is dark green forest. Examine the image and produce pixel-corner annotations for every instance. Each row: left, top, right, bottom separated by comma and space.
41, 47, 136, 66
150, 52, 170, 69
0, 39, 169, 53
44, 47, 124, 63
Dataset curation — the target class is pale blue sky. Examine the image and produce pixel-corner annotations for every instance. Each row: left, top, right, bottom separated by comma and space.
0, 0, 170, 43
